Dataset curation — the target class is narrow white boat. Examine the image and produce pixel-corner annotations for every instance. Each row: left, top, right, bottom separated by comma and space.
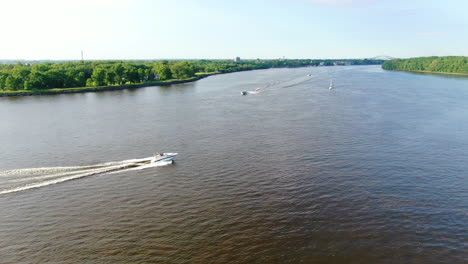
329, 80, 334, 90
151, 153, 178, 163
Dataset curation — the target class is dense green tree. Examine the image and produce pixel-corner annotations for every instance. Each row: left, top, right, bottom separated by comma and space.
76, 71, 87, 86
105, 70, 116, 85
124, 64, 139, 83
0, 74, 7, 90
28, 72, 46, 89
86, 78, 94, 87
43, 69, 66, 88
5, 76, 21, 90
90, 67, 106, 86
12, 65, 30, 80
138, 68, 146, 82
171, 61, 196, 79
383, 57, 468, 74
144, 69, 153, 81
111, 63, 126, 84
153, 62, 172, 80
24, 81, 32, 90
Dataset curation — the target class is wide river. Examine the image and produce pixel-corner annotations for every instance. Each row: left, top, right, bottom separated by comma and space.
0, 66, 466, 263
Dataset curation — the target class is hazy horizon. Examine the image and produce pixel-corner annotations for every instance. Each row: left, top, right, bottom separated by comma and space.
1, 0, 467, 60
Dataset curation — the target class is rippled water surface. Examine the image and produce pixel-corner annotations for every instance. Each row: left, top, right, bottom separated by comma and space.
0, 66, 467, 263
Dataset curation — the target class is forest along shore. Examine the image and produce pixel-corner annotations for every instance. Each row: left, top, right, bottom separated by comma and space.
382, 56, 468, 75
385, 69, 468, 76
0, 75, 209, 97
0, 59, 383, 97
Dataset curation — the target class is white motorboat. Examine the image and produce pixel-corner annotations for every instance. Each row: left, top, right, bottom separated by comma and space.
329, 80, 334, 90
151, 153, 178, 163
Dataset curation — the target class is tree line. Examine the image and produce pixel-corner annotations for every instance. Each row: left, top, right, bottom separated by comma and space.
0, 59, 384, 91
382, 56, 468, 74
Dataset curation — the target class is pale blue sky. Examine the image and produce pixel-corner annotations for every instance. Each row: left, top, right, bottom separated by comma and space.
1, 0, 466, 60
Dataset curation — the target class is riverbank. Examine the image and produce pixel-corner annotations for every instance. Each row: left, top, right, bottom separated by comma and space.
0, 74, 214, 97
1, 59, 385, 97
382, 56, 468, 77
389, 69, 468, 76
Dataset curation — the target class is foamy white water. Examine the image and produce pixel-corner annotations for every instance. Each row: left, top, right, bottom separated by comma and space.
244, 74, 318, 95
0, 156, 173, 195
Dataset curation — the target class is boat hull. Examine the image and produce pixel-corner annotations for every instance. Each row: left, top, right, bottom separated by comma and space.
151, 153, 178, 163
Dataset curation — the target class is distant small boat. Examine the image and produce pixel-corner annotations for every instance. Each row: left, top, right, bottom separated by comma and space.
241, 91, 247, 95
329, 80, 334, 90
308, 74, 312, 76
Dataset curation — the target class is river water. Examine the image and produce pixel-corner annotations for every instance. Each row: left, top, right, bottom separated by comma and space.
0, 66, 466, 263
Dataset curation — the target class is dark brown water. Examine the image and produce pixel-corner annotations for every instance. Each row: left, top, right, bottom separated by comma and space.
0, 66, 467, 263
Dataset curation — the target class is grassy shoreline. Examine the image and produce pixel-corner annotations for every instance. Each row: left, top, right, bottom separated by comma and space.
382, 56, 468, 76
389, 69, 468, 76
0, 74, 214, 97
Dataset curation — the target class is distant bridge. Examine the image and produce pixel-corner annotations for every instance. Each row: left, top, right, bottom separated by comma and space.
368, 55, 397, 60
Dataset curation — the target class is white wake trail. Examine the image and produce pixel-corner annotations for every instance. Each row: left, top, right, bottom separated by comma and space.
0, 166, 115, 184
0, 156, 173, 195
243, 76, 315, 95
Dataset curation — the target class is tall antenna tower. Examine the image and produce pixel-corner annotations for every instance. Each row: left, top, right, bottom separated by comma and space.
81, 50, 84, 62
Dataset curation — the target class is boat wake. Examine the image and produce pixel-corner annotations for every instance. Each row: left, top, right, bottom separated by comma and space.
0, 156, 174, 195
281, 75, 314, 88
241, 89, 261, 95
241, 76, 314, 95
